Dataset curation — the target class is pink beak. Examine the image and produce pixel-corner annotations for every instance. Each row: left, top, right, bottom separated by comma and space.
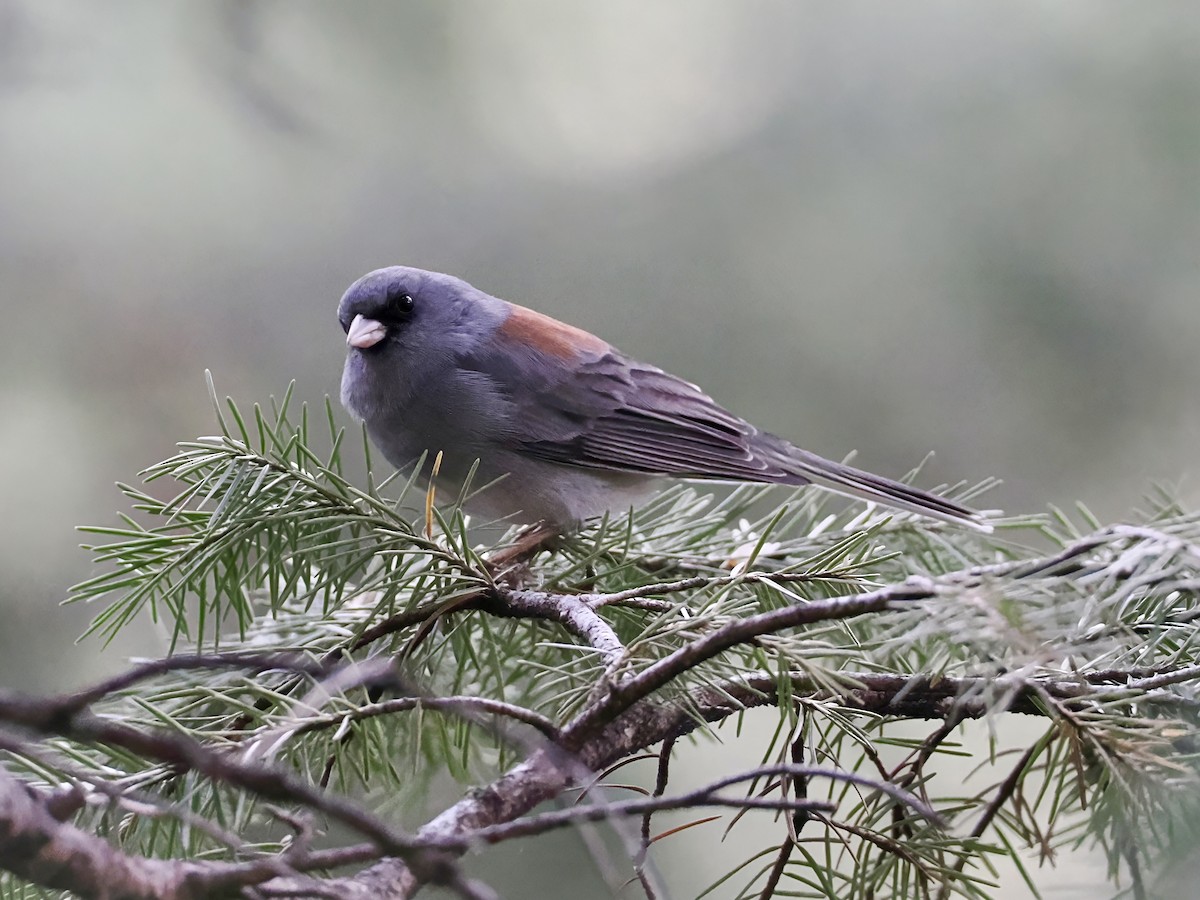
346, 314, 387, 349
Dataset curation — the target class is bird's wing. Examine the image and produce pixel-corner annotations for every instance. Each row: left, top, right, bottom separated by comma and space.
462, 313, 989, 530
464, 329, 806, 483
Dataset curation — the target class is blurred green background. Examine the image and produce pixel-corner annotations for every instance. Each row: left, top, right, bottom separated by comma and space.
1, 2, 1198, 896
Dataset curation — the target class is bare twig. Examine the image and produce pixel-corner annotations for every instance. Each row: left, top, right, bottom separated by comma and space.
59, 653, 330, 714
757, 842, 795, 900
0, 766, 384, 900
431, 764, 937, 849
563, 579, 940, 745
0, 689, 473, 894
287, 694, 559, 740
0, 733, 247, 853
938, 738, 1045, 900
633, 733, 678, 899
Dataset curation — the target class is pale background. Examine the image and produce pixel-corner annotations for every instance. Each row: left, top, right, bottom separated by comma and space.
1, 2, 1198, 897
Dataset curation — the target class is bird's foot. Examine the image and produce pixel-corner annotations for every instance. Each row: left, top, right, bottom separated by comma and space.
485, 522, 561, 583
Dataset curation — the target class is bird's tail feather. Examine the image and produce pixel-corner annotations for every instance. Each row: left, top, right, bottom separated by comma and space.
787, 449, 993, 533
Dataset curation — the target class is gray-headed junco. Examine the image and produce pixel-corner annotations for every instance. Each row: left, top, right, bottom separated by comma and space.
339, 266, 990, 532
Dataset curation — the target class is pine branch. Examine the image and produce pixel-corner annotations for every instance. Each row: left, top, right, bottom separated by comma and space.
3, 389, 1198, 899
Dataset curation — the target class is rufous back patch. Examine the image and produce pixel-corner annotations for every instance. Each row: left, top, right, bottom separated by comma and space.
499, 304, 609, 359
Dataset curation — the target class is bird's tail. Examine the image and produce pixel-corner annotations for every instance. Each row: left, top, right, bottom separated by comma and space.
785, 449, 993, 533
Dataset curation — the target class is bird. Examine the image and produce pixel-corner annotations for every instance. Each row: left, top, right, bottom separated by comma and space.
338, 266, 990, 534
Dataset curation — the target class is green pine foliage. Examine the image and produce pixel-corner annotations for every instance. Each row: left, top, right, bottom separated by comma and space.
3, 379, 1199, 899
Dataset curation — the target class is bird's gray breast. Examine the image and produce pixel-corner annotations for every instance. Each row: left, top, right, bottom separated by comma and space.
355, 362, 517, 488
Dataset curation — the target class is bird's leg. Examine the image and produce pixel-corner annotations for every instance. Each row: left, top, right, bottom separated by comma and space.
485, 521, 562, 580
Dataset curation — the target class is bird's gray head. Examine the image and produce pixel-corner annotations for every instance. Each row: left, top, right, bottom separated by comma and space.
338, 266, 507, 420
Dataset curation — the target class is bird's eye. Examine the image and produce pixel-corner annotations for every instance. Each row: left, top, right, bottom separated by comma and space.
386, 286, 415, 317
